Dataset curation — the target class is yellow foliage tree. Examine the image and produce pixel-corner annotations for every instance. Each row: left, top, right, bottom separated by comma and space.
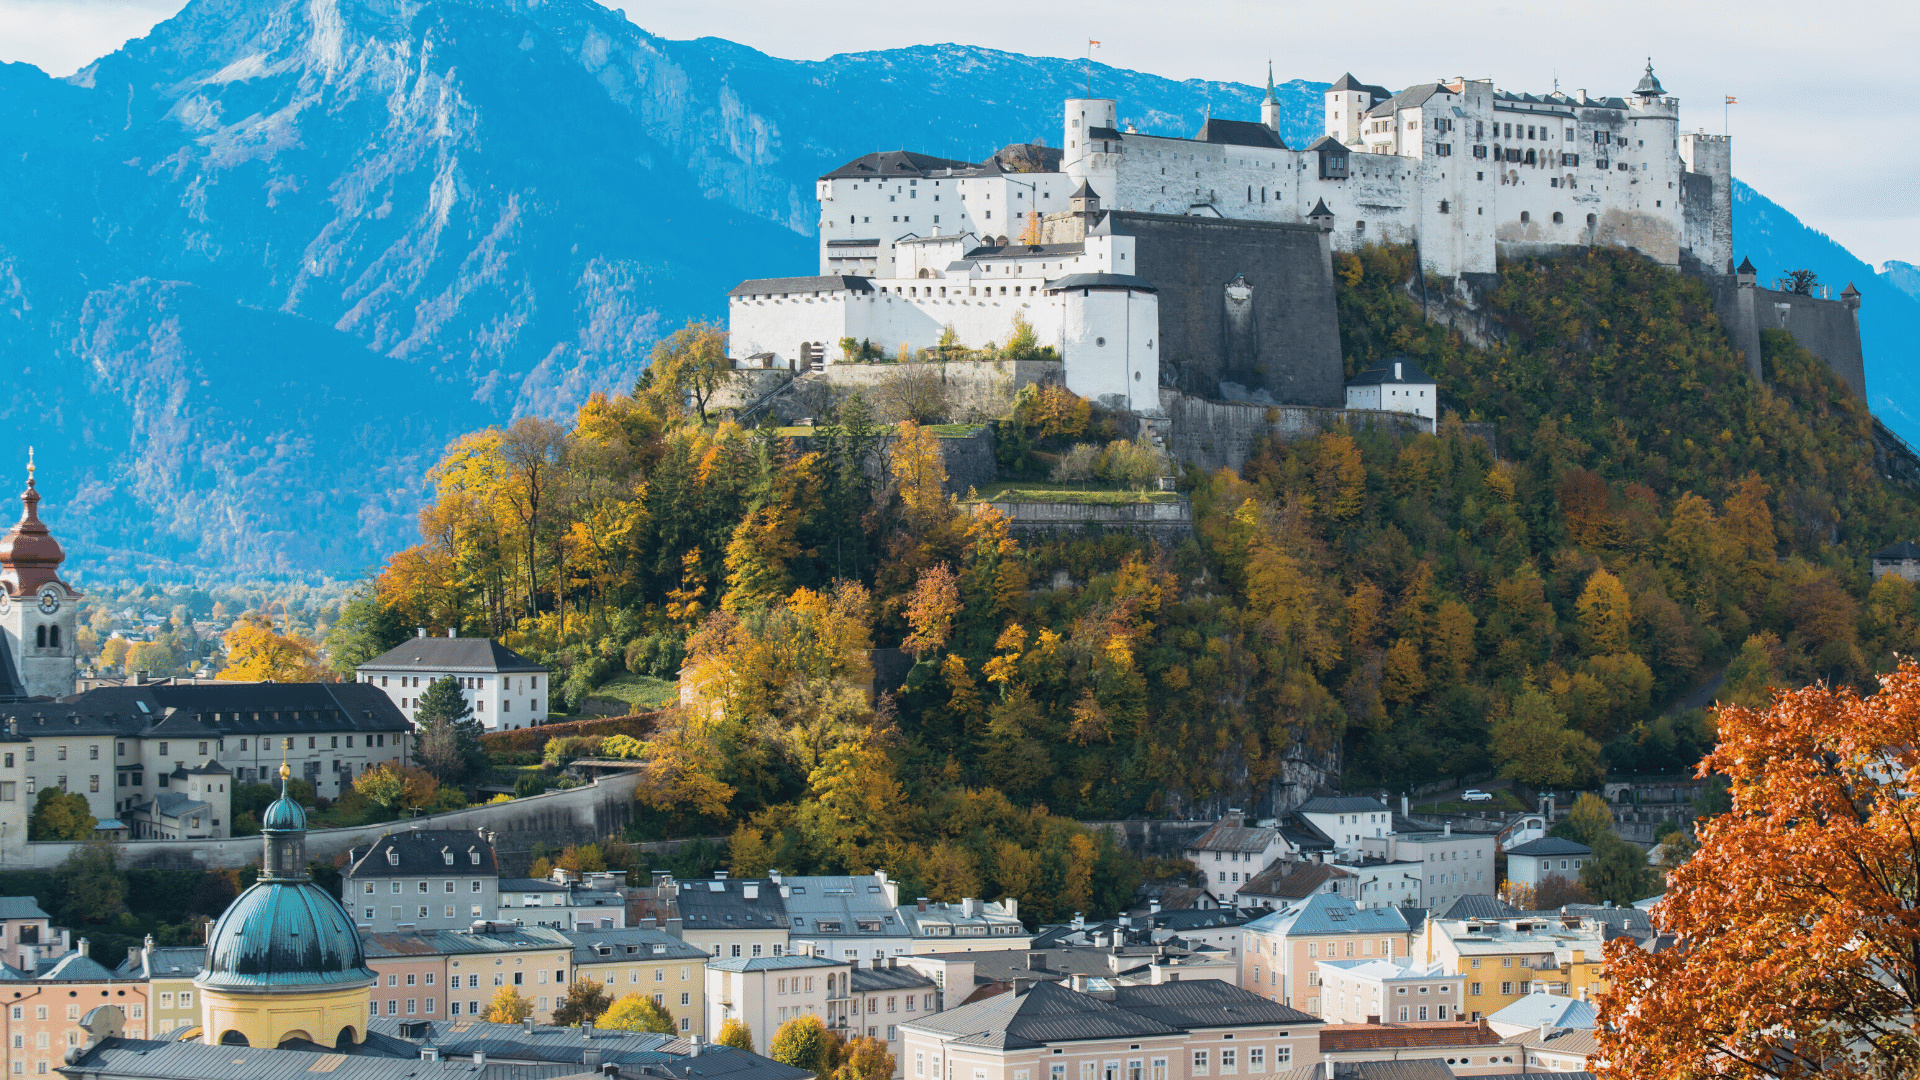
220, 614, 327, 682
890, 421, 949, 533
1575, 568, 1633, 656
486, 985, 533, 1023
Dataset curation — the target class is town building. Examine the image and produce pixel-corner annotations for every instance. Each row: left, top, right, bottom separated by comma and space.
670, 874, 791, 961
0, 895, 70, 971
904, 944, 1240, 1006
1343, 360, 1437, 432
356, 631, 549, 731
124, 760, 230, 839
704, 953, 850, 1046
499, 870, 630, 930
1236, 863, 1354, 911
900, 977, 1324, 1080
896, 896, 1030, 951
0, 937, 150, 1070
1484, 992, 1596, 1038
113, 939, 205, 1039
0, 458, 81, 703
1414, 914, 1608, 1021
0, 681, 412, 863
1356, 826, 1495, 913
1871, 540, 1920, 583
1505, 1024, 1600, 1072
1313, 1018, 1518, 1075
1502, 838, 1592, 890
851, 959, 940, 1066
566, 927, 709, 1035
194, 765, 377, 1049
1313, 958, 1460, 1025
1293, 797, 1398, 854
361, 923, 576, 1024
1183, 813, 1291, 903
1241, 894, 1415, 1014
341, 827, 502, 933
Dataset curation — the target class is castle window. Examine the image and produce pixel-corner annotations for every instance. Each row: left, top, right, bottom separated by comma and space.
34, 626, 44, 648
1520, 212, 1530, 223
1439, 201, 1449, 214
49, 626, 59, 648
1552, 212, 1564, 224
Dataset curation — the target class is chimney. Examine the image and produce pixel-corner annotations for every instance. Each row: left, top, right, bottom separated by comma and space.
134, 670, 149, 686
962, 898, 980, 918
447, 628, 456, 638
584, 1049, 603, 1070
1070, 974, 1089, 992
1401, 794, 1409, 816
690, 1035, 704, 1058
1365, 1014, 1379, 1026
1443, 823, 1451, 836
1027, 951, 1046, 971
421, 1045, 441, 1062
525, 1017, 536, 1034
583, 1022, 595, 1040
473, 1051, 487, 1067
917, 897, 928, 913
1011, 977, 1030, 996
1005, 898, 1017, 919
715, 870, 729, 881
1393, 362, 1403, 381
76, 938, 88, 958
416, 627, 426, 638
887, 956, 898, 970
1538, 1021, 1553, 1042
1149, 900, 1160, 915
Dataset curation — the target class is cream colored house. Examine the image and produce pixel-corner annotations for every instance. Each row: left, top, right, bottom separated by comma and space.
706, 953, 850, 1048
901, 978, 1324, 1080
1415, 914, 1608, 1021
1241, 894, 1414, 1015
566, 927, 709, 1036
114, 939, 203, 1038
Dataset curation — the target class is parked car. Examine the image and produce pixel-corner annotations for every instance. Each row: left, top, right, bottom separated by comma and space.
1461, 789, 1495, 803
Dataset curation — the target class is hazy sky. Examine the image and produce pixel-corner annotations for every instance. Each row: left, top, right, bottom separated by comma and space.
2, 0, 1915, 270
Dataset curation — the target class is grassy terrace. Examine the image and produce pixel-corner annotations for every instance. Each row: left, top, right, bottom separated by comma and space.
963, 481, 1184, 506
583, 673, 680, 711
769, 423, 988, 438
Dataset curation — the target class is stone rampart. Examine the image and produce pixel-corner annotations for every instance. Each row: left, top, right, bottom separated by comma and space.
1704, 274, 1866, 398
5, 771, 642, 872
985, 498, 1192, 539
1159, 389, 1430, 473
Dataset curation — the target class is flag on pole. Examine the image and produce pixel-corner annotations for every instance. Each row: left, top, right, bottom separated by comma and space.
1089, 40, 1101, 46
1725, 96, 1738, 105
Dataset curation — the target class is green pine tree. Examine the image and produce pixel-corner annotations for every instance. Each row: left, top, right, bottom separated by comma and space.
411, 677, 489, 786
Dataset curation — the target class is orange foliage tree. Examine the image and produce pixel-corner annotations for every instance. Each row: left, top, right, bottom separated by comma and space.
1598, 660, 1920, 1080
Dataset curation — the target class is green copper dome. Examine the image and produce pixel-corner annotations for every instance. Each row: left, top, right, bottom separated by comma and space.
197, 880, 375, 991
260, 792, 307, 833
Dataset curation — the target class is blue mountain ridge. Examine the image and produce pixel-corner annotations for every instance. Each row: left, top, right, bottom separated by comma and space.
0, 0, 1908, 578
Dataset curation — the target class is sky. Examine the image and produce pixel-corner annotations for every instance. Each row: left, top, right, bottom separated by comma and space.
2, 0, 1915, 270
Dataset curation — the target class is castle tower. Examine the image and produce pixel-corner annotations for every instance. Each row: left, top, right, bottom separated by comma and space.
0, 451, 78, 701
1261, 62, 1282, 133
196, 764, 375, 1050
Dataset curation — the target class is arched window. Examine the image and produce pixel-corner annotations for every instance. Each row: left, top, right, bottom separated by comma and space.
1586, 213, 1597, 226
48, 626, 59, 649
1552, 212, 1564, 224
335, 1026, 358, 1049
34, 626, 45, 649
219, 1031, 250, 1046
1519, 211, 1530, 224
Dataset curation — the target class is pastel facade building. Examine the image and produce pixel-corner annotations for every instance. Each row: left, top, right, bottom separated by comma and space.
114, 940, 204, 1039
1502, 838, 1591, 890
1183, 813, 1292, 903
360, 924, 575, 1024
341, 827, 502, 933
1415, 914, 1608, 1021
704, 953, 850, 1044
566, 927, 709, 1035
0, 938, 150, 1067
1313, 957, 1460, 1025
1357, 826, 1496, 912
1241, 894, 1414, 1015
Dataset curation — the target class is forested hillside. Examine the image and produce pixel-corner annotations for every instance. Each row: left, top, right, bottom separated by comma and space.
333, 245, 1920, 904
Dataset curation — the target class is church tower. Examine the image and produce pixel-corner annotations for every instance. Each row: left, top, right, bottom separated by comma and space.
1261, 62, 1282, 132
196, 764, 375, 1049
0, 451, 78, 701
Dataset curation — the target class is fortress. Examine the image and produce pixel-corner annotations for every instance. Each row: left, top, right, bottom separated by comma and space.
726, 62, 1865, 429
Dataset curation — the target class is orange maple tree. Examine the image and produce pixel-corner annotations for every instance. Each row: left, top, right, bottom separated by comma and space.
1597, 660, 1920, 1080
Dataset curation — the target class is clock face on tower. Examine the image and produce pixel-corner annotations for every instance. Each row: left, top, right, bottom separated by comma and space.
36, 587, 59, 615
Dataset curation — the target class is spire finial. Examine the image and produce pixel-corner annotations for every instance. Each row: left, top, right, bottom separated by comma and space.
26, 448, 34, 484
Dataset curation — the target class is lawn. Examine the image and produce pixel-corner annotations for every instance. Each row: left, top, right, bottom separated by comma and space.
965, 481, 1183, 506
585, 673, 680, 711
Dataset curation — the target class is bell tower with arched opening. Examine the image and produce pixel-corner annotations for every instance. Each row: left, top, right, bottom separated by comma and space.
0, 450, 79, 701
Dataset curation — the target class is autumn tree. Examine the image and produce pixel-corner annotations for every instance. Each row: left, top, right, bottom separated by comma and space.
497, 416, 569, 619
487, 985, 533, 1023
552, 979, 613, 1026
1575, 569, 1632, 656
716, 1018, 755, 1052
890, 421, 949, 533
28, 787, 96, 841
1490, 690, 1601, 788
411, 677, 489, 786
902, 564, 960, 659
1559, 792, 1616, 848
771, 1015, 836, 1075
640, 322, 733, 423
219, 613, 327, 682
729, 823, 775, 878
1598, 661, 1920, 1080
833, 1036, 897, 1080
599, 991, 675, 1033
353, 763, 440, 814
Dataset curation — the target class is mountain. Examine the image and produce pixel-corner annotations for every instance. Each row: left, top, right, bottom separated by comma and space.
1884, 260, 1920, 301
0, 0, 1907, 577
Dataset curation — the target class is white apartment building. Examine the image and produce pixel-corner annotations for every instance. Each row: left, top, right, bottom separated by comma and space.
1314, 957, 1461, 1025
1359, 825, 1496, 912
357, 631, 549, 731
705, 953, 851, 1045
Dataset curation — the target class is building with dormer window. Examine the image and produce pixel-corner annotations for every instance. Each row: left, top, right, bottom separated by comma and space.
341, 828, 502, 933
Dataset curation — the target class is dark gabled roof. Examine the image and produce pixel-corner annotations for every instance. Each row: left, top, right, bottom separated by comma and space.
57, 1037, 589, 1080
965, 241, 1087, 259
1186, 819, 1279, 854
1044, 273, 1156, 294
1192, 118, 1286, 150
1306, 136, 1349, 154
826, 238, 882, 248
912, 945, 1209, 985
15, 681, 412, 739
1874, 541, 1920, 560
1148, 908, 1251, 930
1087, 126, 1123, 140
345, 829, 499, 880
1505, 837, 1592, 857
1281, 817, 1334, 851
360, 636, 544, 674
38, 951, 120, 982
1106, 980, 1320, 1029
1346, 359, 1435, 386
706, 954, 844, 973
821, 149, 980, 181
1327, 74, 1392, 100
362, 1019, 814, 1080
1279, 1059, 1456, 1080
907, 979, 1178, 1049
1367, 83, 1448, 119
671, 877, 789, 928
1297, 795, 1391, 815
729, 275, 877, 298
1240, 862, 1353, 900
1071, 179, 1098, 200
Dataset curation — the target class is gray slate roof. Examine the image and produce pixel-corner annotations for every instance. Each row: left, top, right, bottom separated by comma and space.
1044, 273, 1157, 293
906, 979, 1178, 1049
729, 275, 876, 298
1505, 838, 1592, 857
1297, 796, 1392, 814
346, 829, 500, 880
781, 875, 902, 937
1345, 360, 1434, 386
1245, 893, 1412, 938
114, 946, 205, 980
3, 682, 409, 741
368, 1018, 814, 1080
360, 636, 544, 674
1436, 895, 1519, 921
563, 927, 710, 965
821, 149, 980, 181
1367, 83, 1447, 118
1874, 541, 1920, 560
851, 965, 938, 992
1185, 819, 1279, 854
1327, 74, 1393, 100
673, 877, 789, 930
57, 1038, 581, 1080
0, 897, 49, 920
1487, 992, 1596, 1031
1192, 118, 1287, 150
1278, 1061, 1455, 1080
1105, 980, 1319, 1029
707, 954, 844, 973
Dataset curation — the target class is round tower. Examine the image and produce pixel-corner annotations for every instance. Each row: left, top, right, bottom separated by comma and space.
196, 764, 375, 1050
0, 450, 78, 701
